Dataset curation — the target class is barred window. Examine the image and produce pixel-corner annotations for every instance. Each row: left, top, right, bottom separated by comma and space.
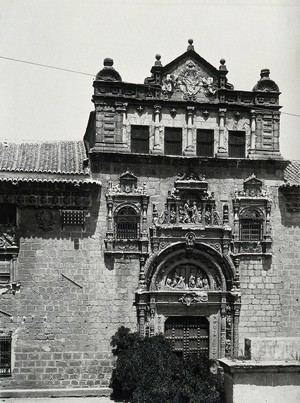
240, 208, 263, 241
164, 128, 182, 156
131, 125, 149, 154
196, 130, 214, 157
240, 220, 262, 241
228, 131, 246, 158
115, 206, 139, 239
0, 334, 11, 377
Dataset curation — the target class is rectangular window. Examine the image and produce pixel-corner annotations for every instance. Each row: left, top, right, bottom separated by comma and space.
164, 128, 182, 156
131, 125, 149, 154
196, 130, 214, 157
240, 220, 262, 241
0, 204, 16, 225
0, 259, 11, 285
116, 221, 138, 240
0, 334, 11, 377
228, 131, 246, 158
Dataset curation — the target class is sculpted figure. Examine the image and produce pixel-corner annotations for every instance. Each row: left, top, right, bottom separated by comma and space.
179, 206, 185, 223
196, 276, 203, 289
184, 200, 191, 223
176, 275, 185, 289
191, 202, 198, 223
205, 209, 211, 225
170, 207, 177, 224
165, 277, 172, 289
203, 277, 209, 291
189, 274, 196, 289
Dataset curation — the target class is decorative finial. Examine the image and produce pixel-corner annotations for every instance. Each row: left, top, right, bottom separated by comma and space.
260, 69, 270, 78
155, 54, 162, 66
219, 58, 228, 73
103, 58, 114, 67
187, 39, 194, 51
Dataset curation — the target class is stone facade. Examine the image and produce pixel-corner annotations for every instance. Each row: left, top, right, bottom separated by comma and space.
0, 39, 300, 393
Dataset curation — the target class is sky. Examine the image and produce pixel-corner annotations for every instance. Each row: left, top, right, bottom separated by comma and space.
0, 0, 300, 160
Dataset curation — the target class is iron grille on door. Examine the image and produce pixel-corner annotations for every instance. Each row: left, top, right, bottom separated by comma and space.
164, 316, 209, 359
228, 131, 246, 158
115, 206, 139, 239
164, 128, 182, 156
196, 130, 214, 157
0, 335, 11, 377
131, 125, 149, 154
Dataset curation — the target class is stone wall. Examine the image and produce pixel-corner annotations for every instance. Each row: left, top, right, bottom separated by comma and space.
1, 159, 300, 390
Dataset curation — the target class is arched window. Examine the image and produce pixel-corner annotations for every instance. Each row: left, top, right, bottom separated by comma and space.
239, 208, 263, 241
115, 206, 139, 240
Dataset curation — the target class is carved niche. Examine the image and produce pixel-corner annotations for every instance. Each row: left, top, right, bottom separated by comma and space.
0, 225, 19, 295
105, 171, 149, 255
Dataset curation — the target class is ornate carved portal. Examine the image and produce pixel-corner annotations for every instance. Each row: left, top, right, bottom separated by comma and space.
136, 242, 241, 360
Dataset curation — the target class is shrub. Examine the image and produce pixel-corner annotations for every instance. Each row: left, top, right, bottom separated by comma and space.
110, 326, 224, 403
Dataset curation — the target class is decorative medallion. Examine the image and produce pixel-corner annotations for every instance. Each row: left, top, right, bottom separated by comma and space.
179, 291, 208, 306
36, 209, 56, 232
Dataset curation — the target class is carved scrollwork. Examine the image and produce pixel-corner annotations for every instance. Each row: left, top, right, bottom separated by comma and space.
179, 291, 208, 306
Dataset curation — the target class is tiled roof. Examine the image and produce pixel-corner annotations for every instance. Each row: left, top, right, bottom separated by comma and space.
0, 141, 87, 175
283, 160, 300, 187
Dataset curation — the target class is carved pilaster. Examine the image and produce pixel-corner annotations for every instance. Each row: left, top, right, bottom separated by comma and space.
217, 108, 228, 157
220, 298, 227, 358
139, 256, 146, 290
184, 106, 195, 155
273, 112, 280, 152
153, 105, 162, 153
250, 110, 256, 152
233, 304, 241, 358
149, 297, 156, 336
138, 305, 146, 336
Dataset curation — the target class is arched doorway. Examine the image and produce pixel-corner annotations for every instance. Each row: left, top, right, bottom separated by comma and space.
136, 241, 241, 359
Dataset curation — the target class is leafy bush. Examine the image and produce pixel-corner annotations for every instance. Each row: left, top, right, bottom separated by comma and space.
110, 326, 224, 403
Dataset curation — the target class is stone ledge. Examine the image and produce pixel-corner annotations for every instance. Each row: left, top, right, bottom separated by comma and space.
0, 387, 112, 399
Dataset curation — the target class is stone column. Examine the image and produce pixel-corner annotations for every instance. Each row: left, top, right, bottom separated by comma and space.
153, 105, 162, 153
217, 108, 228, 157
250, 110, 256, 153
184, 106, 195, 155
139, 257, 146, 290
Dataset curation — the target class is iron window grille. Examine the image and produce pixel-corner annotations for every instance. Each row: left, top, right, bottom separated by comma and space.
0, 334, 11, 377
196, 129, 214, 157
164, 128, 182, 155
228, 131, 246, 158
240, 219, 262, 241
131, 125, 149, 154
115, 206, 139, 240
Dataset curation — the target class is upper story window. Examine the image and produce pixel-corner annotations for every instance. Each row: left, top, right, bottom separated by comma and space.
0, 334, 11, 377
131, 125, 149, 154
239, 208, 263, 241
0, 204, 16, 226
196, 130, 214, 157
164, 127, 182, 156
115, 206, 140, 240
228, 131, 246, 158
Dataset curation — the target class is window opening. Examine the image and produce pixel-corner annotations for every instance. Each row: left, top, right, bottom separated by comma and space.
0, 334, 11, 377
228, 131, 245, 158
115, 206, 139, 239
164, 127, 182, 156
131, 125, 149, 154
0, 204, 16, 225
240, 219, 262, 241
196, 130, 214, 157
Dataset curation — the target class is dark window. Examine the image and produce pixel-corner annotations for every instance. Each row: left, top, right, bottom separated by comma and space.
196, 130, 214, 157
131, 125, 149, 154
0, 204, 16, 225
164, 128, 182, 156
229, 131, 246, 158
240, 220, 262, 241
116, 206, 139, 239
0, 259, 11, 285
0, 334, 11, 377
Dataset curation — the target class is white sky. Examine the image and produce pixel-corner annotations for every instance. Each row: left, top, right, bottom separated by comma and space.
0, 0, 299, 159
